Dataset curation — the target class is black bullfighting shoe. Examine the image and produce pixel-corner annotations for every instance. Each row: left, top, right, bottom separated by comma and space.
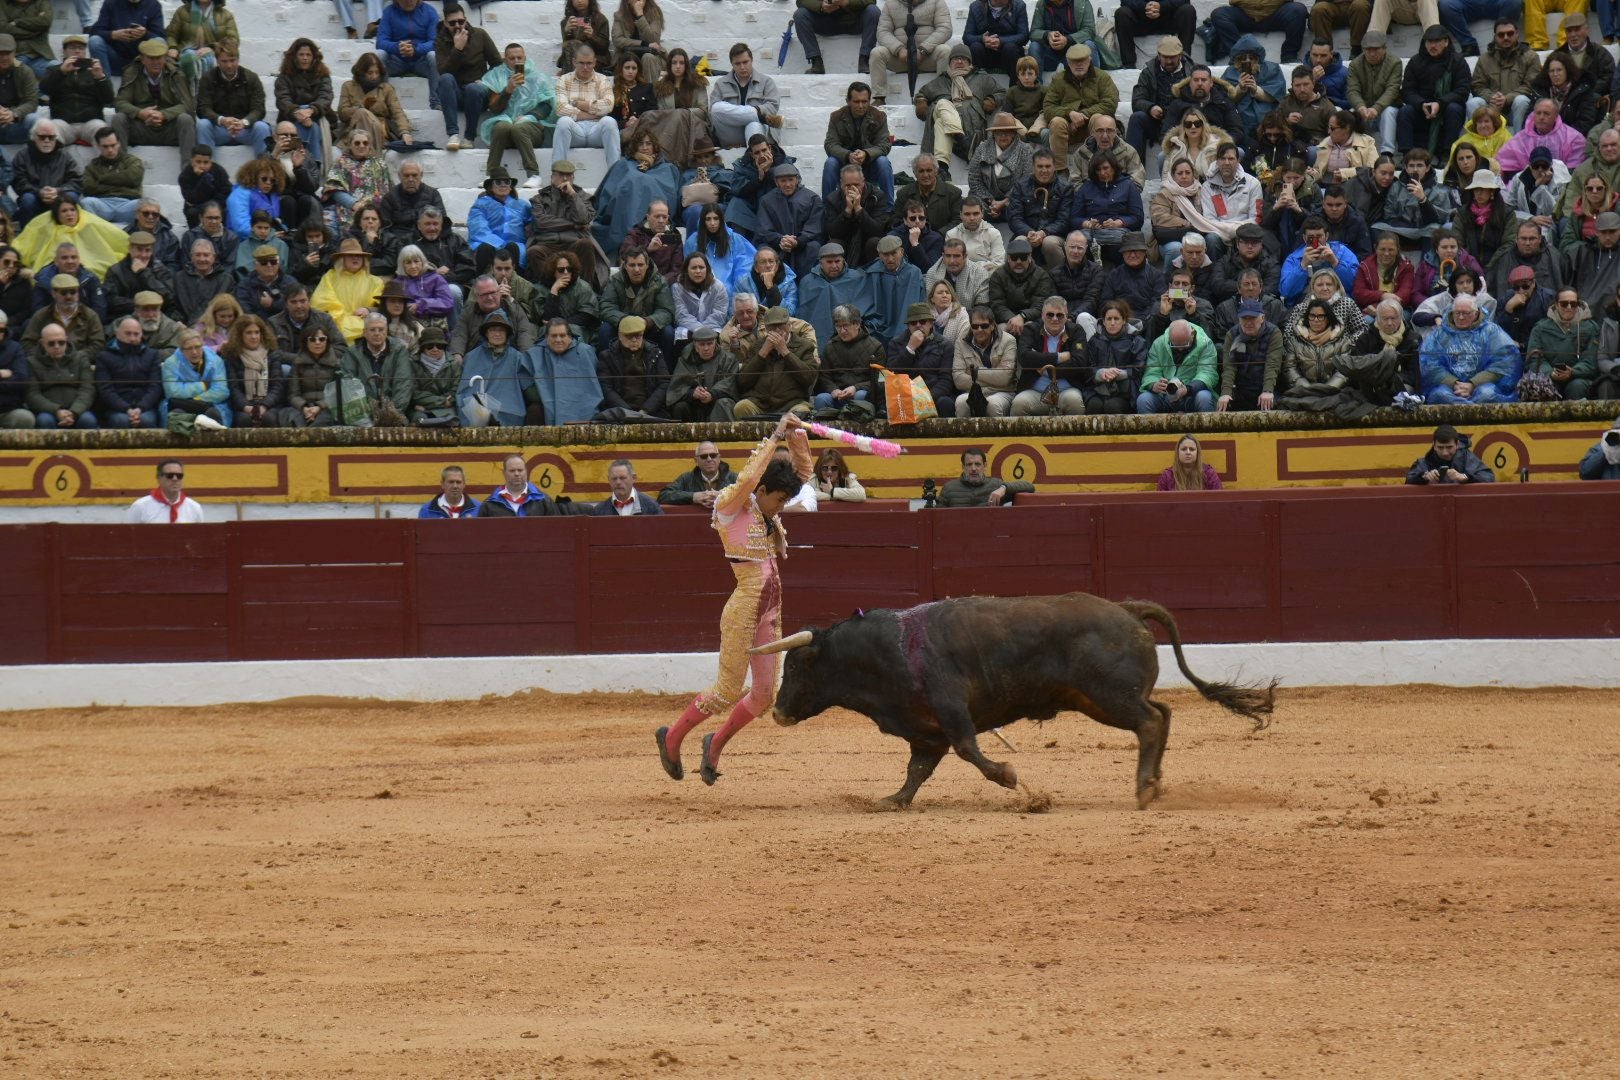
699, 733, 722, 786
656, 726, 684, 781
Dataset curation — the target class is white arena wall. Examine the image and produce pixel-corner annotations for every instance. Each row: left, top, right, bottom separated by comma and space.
2, 639, 1615, 711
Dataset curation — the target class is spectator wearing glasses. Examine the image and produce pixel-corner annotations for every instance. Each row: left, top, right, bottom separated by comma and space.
12, 120, 81, 224
659, 441, 738, 507
953, 304, 1019, 417
1492, 264, 1554, 348
812, 447, 867, 503
26, 319, 97, 428
1012, 296, 1086, 416
127, 460, 206, 523
233, 243, 295, 321
1523, 287, 1598, 400
434, 4, 497, 153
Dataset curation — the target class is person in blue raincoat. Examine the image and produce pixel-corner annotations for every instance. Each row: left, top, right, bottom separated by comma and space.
530, 316, 604, 424
684, 203, 756, 297
1419, 294, 1522, 405
591, 127, 681, 253
1219, 34, 1286, 141
734, 245, 798, 316
797, 243, 873, 347
467, 166, 534, 272
723, 135, 786, 239
161, 328, 233, 426
456, 309, 539, 426
864, 235, 925, 341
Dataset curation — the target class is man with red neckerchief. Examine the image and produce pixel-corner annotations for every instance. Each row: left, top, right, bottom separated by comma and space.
126, 458, 205, 523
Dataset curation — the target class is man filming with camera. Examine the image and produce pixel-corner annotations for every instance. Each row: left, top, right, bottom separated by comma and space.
41, 35, 113, 147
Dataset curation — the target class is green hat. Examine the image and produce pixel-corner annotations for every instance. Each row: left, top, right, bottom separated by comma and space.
904, 302, 933, 323
50, 273, 80, 290
618, 315, 647, 334
138, 39, 167, 58
760, 306, 791, 326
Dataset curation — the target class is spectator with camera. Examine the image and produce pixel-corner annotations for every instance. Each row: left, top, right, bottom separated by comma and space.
1404, 424, 1495, 484
1579, 419, 1620, 480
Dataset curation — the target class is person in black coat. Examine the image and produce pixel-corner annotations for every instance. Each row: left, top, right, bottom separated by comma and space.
95, 319, 164, 429
1049, 230, 1104, 314
823, 165, 892, 267
1102, 234, 1166, 314
1012, 297, 1087, 415
0, 328, 29, 427
178, 146, 232, 229
595, 317, 671, 416
1396, 26, 1470, 158
1208, 222, 1281, 303
883, 301, 954, 413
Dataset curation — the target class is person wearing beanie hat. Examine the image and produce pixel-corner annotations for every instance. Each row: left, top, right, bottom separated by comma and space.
866, 0, 954, 104
914, 44, 1001, 169
1578, 417, 1620, 479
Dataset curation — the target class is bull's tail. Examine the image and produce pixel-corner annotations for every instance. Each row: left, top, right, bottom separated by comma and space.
1120, 601, 1277, 731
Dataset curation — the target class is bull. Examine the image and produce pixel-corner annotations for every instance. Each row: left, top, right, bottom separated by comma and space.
749, 593, 1276, 809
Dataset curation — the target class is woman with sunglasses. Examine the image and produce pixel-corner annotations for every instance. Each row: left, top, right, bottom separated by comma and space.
0, 246, 27, 329
1160, 109, 1230, 178
1523, 287, 1599, 401
1280, 298, 1352, 409
812, 448, 866, 504
287, 323, 340, 427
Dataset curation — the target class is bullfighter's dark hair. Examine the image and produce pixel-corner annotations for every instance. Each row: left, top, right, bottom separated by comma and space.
760, 461, 799, 496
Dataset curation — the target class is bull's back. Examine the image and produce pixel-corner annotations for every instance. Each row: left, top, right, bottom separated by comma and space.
922, 593, 1160, 722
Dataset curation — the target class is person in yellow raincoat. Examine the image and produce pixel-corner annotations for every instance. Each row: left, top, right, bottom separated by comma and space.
14, 196, 131, 278
311, 236, 385, 341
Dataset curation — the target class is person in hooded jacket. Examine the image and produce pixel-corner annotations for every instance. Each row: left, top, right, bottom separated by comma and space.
467, 166, 532, 272
1523, 286, 1598, 400
1419, 292, 1521, 404
1220, 34, 1287, 139
1404, 424, 1495, 484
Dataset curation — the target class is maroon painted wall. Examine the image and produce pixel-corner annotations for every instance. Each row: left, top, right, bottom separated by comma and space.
2, 482, 1616, 666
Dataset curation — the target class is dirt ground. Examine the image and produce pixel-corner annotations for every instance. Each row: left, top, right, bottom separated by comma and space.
2, 686, 1618, 1079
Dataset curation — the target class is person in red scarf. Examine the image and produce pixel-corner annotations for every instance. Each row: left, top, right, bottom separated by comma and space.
418, 464, 480, 518
126, 459, 206, 523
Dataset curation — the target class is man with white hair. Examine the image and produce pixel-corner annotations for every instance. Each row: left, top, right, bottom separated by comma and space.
1419, 293, 1523, 405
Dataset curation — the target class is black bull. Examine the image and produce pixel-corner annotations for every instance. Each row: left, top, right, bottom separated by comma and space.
750, 593, 1277, 809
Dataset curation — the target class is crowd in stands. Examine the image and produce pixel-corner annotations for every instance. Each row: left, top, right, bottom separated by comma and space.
8, 0, 1620, 435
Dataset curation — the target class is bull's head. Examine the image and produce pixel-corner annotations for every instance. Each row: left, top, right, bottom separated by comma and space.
749, 629, 823, 726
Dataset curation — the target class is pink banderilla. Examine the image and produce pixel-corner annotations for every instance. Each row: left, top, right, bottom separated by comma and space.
805, 421, 905, 458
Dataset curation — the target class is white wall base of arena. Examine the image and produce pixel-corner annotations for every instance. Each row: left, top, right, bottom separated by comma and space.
2, 641, 1614, 711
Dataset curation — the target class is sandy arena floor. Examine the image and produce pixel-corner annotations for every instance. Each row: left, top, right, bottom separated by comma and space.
2, 686, 1618, 1079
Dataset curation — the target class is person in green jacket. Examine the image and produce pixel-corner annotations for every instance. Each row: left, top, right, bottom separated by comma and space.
0, 0, 54, 79
164, 0, 238, 87
1137, 318, 1217, 413
1042, 44, 1119, 160
1524, 288, 1598, 400
81, 127, 146, 224
402, 324, 462, 423
112, 39, 197, 160
26, 322, 97, 428
337, 311, 413, 417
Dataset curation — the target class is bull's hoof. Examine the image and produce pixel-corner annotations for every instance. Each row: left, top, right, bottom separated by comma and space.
699, 733, 721, 787
655, 726, 683, 781
1136, 780, 1163, 810
995, 762, 1019, 791
877, 794, 912, 811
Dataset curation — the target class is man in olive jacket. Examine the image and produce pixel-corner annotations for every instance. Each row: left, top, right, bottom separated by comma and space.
1042, 44, 1119, 159
734, 305, 817, 417
111, 39, 197, 160
822, 81, 894, 200
664, 328, 740, 422
937, 448, 1035, 506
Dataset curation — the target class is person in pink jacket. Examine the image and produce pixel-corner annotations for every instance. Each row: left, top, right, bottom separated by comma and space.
1496, 98, 1587, 174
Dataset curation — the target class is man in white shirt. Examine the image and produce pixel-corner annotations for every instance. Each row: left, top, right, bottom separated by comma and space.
945, 196, 1006, 270
595, 459, 663, 515
126, 459, 205, 523
552, 46, 619, 171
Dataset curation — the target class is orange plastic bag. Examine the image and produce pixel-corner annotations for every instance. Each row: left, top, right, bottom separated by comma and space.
876, 367, 938, 425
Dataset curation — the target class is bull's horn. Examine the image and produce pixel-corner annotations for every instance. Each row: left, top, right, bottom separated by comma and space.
748, 630, 813, 656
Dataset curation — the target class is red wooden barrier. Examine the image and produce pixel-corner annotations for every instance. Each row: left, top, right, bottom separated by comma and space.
6, 482, 1618, 666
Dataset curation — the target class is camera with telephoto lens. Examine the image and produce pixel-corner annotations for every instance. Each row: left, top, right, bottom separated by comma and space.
1605, 430, 1620, 448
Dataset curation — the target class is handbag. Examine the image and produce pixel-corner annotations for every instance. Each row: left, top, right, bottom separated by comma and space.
876, 366, 938, 425
1516, 371, 1561, 401
680, 166, 719, 208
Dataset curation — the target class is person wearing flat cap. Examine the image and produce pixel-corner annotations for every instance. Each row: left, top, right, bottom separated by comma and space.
757, 162, 824, 279
25, 272, 106, 370
1042, 42, 1119, 160
883, 298, 955, 412
311, 236, 387, 341
1115, 11, 1196, 72
111, 37, 198, 161
664, 325, 740, 423
868, 231, 928, 338
230, 243, 296, 321
597, 313, 673, 417
105, 228, 179, 322
0, 33, 40, 146
798, 241, 875, 350
912, 44, 1001, 170
734, 305, 818, 418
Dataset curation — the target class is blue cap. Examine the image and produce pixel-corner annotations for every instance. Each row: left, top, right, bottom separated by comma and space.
1237, 299, 1265, 318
